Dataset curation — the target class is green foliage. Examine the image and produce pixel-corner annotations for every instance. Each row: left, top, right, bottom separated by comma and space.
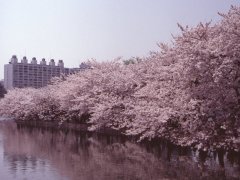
123, 57, 142, 65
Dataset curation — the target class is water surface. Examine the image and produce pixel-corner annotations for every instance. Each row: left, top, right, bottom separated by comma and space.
0, 121, 239, 180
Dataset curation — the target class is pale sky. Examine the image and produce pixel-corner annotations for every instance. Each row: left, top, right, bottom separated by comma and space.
0, 0, 239, 79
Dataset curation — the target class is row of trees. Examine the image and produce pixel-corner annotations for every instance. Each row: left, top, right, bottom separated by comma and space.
0, 6, 240, 151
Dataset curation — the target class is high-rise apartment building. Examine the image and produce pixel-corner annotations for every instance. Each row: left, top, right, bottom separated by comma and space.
4, 55, 88, 90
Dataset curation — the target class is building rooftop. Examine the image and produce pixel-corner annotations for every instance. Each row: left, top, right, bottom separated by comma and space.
9, 55, 65, 67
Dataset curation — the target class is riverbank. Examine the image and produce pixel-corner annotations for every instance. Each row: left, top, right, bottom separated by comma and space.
15, 120, 122, 136
15, 119, 240, 154
11, 119, 240, 173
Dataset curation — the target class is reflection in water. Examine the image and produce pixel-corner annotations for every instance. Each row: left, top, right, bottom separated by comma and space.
0, 121, 239, 180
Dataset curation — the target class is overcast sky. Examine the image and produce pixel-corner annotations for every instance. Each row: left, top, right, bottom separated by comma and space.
0, 0, 239, 79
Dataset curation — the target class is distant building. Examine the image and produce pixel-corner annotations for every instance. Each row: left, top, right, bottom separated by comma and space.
65, 62, 92, 74
4, 55, 89, 90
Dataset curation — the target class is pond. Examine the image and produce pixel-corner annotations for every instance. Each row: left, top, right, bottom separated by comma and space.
0, 120, 239, 180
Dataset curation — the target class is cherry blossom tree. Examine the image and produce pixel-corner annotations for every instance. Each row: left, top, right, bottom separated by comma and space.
0, 5, 240, 150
